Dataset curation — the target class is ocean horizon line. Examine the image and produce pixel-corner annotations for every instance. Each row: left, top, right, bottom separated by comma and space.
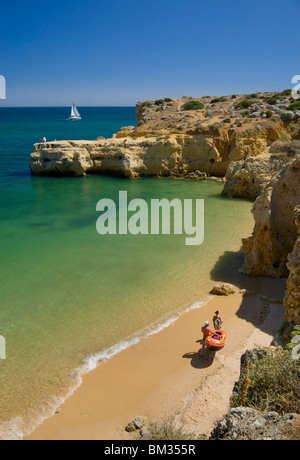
0, 105, 136, 109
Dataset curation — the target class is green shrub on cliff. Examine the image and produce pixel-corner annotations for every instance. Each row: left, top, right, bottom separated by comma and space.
211, 96, 227, 103
182, 101, 204, 111
281, 89, 292, 96
265, 97, 278, 105
232, 349, 300, 414
288, 100, 300, 112
236, 99, 253, 109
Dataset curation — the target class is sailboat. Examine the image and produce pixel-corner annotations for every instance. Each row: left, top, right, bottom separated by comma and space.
69, 103, 81, 120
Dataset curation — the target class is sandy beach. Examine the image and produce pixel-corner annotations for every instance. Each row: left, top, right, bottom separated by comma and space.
26, 276, 286, 441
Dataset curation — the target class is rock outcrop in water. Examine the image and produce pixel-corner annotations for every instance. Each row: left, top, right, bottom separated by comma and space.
29, 128, 280, 178
30, 92, 300, 178
30, 134, 232, 178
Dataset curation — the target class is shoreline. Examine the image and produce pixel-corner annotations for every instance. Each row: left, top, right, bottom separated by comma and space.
26, 277, 286, 441
17, 297, 211, 440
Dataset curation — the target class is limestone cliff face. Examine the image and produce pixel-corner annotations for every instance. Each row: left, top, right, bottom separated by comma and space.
30, 141, 95, 177
30, 135, 229, 177
283, 206, 300, 323
30, 123, 289, 178
241, 158, 300, 278
30, 92, 299, 178
223, 141, 300, 200
223, 153, 287, 200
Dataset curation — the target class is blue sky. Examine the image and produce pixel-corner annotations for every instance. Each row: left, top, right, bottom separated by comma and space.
0, 0, 299, 106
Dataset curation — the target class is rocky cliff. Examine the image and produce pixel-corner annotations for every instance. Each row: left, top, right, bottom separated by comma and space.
283, 206, 300, 323
210, 347, 300, 440
223, 138, 300, 321
30, 91, 300, 178
30, 133, 233, 178
223, 140, 300, 200
210, 406, 300, 440
241, 158, 300, 278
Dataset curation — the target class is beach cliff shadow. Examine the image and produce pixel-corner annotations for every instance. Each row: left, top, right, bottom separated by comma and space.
210, 249, 286, 336
210, 249, 252, 291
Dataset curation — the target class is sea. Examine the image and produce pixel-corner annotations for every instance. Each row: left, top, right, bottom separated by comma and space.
0, 107, 254, 439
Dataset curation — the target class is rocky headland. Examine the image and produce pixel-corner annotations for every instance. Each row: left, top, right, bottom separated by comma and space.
30, 91, 300, 179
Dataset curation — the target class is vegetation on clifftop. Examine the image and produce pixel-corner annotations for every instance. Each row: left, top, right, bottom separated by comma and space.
182, 100, 204, 111
231, 326, 300, 415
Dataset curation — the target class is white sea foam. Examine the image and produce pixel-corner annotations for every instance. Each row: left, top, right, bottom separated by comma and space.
0, 296, 212, 440
72, 296, 212, 376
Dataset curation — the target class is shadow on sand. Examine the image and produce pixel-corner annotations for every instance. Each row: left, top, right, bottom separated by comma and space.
210, 249, 286, 336
210, 248, 286, 297
183, 249, 286, 369
182, 340, 216, 368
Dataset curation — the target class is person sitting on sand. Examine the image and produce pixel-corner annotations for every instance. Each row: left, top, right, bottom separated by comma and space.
200, 321, 213, 356
213, 310, 223, 330
42, 137, 46, 143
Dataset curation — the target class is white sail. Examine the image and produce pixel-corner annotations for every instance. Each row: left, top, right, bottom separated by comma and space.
69, 103, 81, 120
74, 105, 81, 118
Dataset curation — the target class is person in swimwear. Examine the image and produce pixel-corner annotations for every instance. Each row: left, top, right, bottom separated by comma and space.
213, 310, 223, 330
200, 321, 213, 356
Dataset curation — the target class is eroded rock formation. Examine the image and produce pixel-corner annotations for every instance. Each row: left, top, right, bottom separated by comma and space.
223, 141, 300, 200
30, 127, 282, 178
30, 134, 231, 178
283, 206, 300, 323
241, 158, 300, 278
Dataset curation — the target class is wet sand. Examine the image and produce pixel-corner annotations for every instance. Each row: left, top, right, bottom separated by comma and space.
26, 278, 285, 440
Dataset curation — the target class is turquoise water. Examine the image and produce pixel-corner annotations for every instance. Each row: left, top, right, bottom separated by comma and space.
0, 107, 254, 439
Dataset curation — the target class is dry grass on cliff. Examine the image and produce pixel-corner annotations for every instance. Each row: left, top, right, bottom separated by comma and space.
281, 418, 300, 440
135, 417, 204, 441
232, 349, 300, 415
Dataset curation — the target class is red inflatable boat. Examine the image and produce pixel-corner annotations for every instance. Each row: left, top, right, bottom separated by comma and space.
205, 330, 227, 352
